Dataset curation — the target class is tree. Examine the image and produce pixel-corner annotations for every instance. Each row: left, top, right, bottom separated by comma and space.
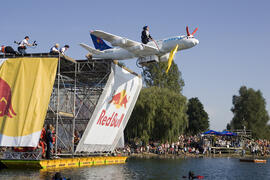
186, 97, 209, 135
230, 86, 269, 139
226, 123, 231, 130
142, 61, 184, 93
124, 87, 188, 144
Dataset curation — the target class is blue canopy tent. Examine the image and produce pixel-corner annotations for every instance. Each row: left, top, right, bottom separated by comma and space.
220, 131, 237, 136
203, 130, 220, 135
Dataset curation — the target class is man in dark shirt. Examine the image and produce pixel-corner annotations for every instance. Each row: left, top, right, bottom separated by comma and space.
46, 124, 54, 159
141, 26, 152, 44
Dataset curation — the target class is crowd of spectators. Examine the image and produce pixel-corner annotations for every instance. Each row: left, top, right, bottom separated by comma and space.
119, 135, 270, 157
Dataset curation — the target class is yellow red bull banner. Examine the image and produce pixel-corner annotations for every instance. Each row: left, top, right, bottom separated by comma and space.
0, 57, 58, 147
76, 63, 142, 152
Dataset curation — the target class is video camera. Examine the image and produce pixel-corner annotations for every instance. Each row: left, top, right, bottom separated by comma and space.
14, 40, 38, 46
14, 41, 20, 45
32, 41, 38, 46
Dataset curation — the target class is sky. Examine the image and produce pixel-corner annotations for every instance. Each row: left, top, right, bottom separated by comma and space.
1, 0, 270, 131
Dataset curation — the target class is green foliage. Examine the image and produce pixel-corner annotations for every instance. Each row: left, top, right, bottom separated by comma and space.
226, 123, 231, 130
186, 97, 209, 135
142, 61, 184, 93
124, 87, 188, 144
230, 86, 270, 139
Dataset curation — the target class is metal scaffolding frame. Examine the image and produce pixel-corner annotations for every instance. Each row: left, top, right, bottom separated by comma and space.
0, 53, 118, 157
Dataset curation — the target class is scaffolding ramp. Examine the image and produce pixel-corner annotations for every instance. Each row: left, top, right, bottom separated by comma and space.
0, 53, 142, 158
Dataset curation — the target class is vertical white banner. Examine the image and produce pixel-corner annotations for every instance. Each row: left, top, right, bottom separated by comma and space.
76, 63, 142, 152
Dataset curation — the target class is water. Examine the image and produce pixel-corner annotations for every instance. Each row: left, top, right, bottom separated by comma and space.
0, 157, 269, 180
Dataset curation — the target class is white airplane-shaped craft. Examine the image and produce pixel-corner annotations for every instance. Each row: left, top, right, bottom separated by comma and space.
80, 26, 199, 73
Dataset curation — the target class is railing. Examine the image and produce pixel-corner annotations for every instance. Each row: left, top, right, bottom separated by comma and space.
3, 150, 42, 160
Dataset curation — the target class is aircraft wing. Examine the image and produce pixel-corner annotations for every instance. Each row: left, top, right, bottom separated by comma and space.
91, 30, 159, 55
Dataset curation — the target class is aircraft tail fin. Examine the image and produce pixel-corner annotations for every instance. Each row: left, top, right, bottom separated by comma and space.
90, 33, 111, 50
79, 43, 103, 55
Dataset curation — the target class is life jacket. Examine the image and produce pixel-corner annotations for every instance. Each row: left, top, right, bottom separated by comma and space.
1, 46, 5, 53
52, 130, 56, 144
40, 128, 46, 141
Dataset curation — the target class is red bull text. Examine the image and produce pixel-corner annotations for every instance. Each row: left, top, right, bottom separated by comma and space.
96, 110, 124, 128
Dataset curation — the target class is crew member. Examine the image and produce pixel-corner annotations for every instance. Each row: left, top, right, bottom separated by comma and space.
45, 124, 54, 159
50, 43, 60, 54
141, 26, 152, 44
18, 36, 33, 55
1, 45, 18, 55
60, 45, 69, 55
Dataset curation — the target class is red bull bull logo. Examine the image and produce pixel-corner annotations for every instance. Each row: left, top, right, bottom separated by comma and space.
0, 77, 16, 118
109, 89, 129, 109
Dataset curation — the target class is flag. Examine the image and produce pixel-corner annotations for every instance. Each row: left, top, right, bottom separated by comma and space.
0, 57, 58, 147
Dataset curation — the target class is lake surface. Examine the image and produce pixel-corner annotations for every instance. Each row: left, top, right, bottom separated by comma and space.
0, 157, 269, 179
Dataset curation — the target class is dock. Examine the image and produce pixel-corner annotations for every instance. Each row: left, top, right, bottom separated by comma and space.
0, 156, 127, 169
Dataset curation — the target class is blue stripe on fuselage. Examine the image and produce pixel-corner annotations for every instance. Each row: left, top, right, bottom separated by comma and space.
163, 36, 183, 43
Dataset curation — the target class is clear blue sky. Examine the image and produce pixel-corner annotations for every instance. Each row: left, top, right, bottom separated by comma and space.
1, 0, 270, 130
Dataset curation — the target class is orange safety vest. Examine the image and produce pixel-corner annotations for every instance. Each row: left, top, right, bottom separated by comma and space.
1, 46, 5, 53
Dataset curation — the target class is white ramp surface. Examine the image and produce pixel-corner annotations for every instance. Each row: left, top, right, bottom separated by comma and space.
76, 63, 142, 152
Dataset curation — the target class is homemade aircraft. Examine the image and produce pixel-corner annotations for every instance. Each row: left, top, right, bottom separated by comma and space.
80, 26, 199, 73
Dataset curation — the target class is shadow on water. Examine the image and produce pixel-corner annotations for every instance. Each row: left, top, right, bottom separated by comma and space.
0, 157, 270, 179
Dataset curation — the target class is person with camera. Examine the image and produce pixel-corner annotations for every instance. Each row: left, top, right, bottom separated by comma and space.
17, 36, 33, 55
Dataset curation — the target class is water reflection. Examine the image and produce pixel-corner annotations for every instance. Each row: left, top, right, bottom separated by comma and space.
0, 157, 270, 180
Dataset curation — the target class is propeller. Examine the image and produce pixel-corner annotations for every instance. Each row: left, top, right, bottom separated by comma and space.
186, 26, 198, 36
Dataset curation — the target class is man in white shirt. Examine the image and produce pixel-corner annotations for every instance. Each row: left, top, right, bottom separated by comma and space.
18, 36, 33, 55
50, 43, 60, 54
60, 45, 69, 55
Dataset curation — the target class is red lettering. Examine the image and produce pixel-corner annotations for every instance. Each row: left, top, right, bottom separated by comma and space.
96, 110, 125, 128
114, 113, 118, 127
117, 114, 124, 127
110, 113, 117, 127
97, 110, 106, 125
106, 112, 114, 126
112, 113, 118, 127
102, 116, 107, 125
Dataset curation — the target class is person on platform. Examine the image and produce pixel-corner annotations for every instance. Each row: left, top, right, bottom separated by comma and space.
141, 26, 152, 44
46, 124, 54, 159
60, 45, 69, 55
1, 45, 18, 55
50, 43, 60, 54
39, 127, 46, 158
17, 36, 33, 55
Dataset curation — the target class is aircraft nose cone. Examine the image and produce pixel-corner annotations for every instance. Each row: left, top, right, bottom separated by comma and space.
193, 39, 199, 45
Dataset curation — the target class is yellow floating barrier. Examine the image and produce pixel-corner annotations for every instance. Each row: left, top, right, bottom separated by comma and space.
92, 157, 105, 166
79, 157, 93, 167
1, 156, 127, 170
